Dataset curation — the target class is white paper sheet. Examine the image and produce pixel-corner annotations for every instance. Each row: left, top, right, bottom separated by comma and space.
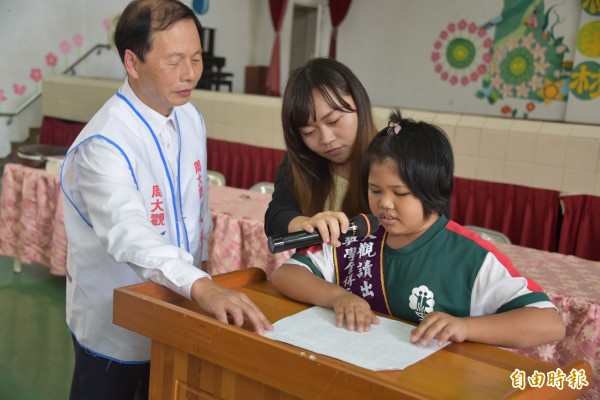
264, 306, 449, 371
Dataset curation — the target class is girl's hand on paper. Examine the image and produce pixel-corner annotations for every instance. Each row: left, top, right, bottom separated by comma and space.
410, 311, 466, 346
332, 292, 380, 332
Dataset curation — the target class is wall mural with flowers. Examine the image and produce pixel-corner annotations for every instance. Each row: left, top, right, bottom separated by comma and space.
425, 0, 598, 122
0, 0, 125, 157
479, 1, 571, 119
0, 20, 115, 114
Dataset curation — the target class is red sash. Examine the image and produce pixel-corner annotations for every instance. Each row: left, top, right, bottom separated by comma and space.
334, 227, 391, 315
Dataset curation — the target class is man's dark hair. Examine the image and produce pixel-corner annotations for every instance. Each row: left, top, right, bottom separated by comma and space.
114, 0, 203, 63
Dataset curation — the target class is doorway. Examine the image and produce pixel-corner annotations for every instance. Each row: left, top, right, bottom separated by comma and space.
289, 4, 318, 73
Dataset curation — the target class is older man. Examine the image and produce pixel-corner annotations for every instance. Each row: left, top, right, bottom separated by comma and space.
61, 1, 272, 398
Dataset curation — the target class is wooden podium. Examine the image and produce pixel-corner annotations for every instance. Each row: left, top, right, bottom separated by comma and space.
113, 268, 591, 400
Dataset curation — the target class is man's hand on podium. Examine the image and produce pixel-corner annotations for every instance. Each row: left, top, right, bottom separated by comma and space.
190, 277, 273, 334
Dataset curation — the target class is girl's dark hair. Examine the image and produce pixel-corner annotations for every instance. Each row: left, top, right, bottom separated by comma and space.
115, 0, 203, 63
361, 108, 454, 218
281, 57, 377, 216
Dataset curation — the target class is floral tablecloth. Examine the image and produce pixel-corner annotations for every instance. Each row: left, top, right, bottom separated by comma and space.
497, 242, 599, 399
204, 184, 294, 276
0, 164, 293, 277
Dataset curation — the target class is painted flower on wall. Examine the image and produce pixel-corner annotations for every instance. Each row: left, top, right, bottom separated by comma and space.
72, 34, 84, 48
501, 104, 513, 115
30, 68, 42, 82
59, 39, 72, 69
45, 52, 57, 67
102, 17, 112, 32
488, 33, 549, 100
0, 89, 6, 111
538, 77, 565, 104
30, 68, 43, 92
503, 100, 536, 119
72, 33, 84, 57
59, 39, 71, 55
13, 83, 26, 96
45, 52, 58, 75
431, 19, 493, 86
476, 1, 572, 116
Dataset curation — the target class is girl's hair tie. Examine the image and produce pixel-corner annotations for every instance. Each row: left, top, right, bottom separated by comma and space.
388, 122, 401, 135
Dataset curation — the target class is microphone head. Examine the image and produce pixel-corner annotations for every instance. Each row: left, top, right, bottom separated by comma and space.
350, 213, 379, 237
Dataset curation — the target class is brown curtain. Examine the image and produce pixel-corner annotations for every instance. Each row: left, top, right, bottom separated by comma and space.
450, 177, 560, 252
328, 0, 352, 59
558, 195, 600, 261
264, 0, 289, 97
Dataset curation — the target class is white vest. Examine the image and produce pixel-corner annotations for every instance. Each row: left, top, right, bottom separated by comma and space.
61, 90, 208, 362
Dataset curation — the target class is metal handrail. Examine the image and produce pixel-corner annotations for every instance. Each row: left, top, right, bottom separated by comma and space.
0, 43, 112, 125
0, 92, 42, 125
62, 43, 112, 76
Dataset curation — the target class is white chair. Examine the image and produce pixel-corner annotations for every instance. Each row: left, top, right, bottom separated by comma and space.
249, 181, 274, 194
466, 225, 511, 244
207, 170, 226, 187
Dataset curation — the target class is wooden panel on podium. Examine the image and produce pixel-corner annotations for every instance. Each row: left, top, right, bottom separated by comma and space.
113, 268, 592, 400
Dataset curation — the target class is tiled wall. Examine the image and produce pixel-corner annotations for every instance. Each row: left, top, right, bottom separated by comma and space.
43, 76, 600, 196
373, 108, 600, 197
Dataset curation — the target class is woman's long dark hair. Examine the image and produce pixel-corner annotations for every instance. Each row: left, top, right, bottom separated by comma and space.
281, 58, 377, 216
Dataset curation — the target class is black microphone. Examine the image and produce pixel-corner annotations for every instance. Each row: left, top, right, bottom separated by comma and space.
267, 213, 379, 254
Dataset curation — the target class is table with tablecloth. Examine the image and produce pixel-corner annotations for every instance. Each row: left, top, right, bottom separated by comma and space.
496, 242, 599, 399
0, 163, 66, 275
0, 162, 597, 397
0, 163, 293, 277
204, 185, 294, 276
